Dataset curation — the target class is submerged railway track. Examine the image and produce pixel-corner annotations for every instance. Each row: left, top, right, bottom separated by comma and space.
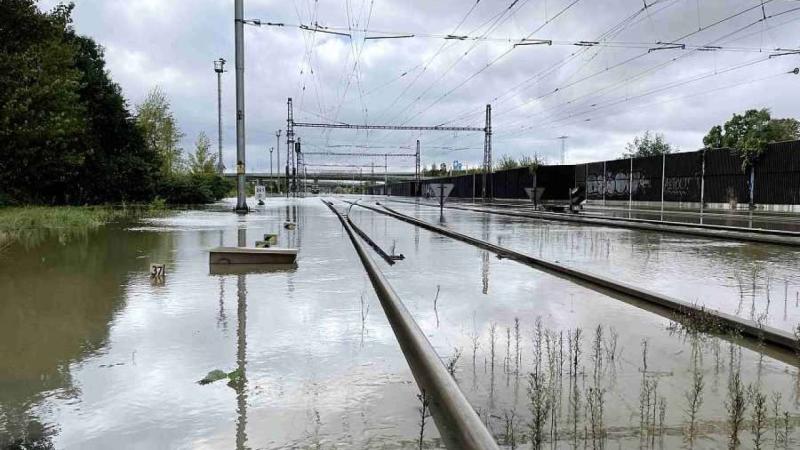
344, 199, 798, 359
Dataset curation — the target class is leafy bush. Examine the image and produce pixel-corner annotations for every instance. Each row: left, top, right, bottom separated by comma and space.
157, 174, 232, 205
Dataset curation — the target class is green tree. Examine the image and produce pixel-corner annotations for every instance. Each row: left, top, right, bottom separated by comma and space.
136, 87, 185, 176
623, 131, 674, 158
67, 33, 162, 203
188, 132, 218, 175
703, 108, 800, 169
496, 154, 519, 170
0, 1, 88, 204
519, 154, 543, 172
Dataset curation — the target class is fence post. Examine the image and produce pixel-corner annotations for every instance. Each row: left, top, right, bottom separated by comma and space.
602, 161, 606, 206
700, 149, 706, 217
628, 156, 633, 212
660, 152, 666, 219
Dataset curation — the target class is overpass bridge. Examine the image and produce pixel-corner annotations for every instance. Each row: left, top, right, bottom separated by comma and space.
224, 171, 421, 183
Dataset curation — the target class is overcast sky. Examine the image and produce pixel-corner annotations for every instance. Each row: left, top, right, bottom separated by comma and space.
41, 0, 800, 172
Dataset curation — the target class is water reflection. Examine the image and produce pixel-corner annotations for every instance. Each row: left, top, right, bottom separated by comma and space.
0, 225, 167, 447
235, 274, 248, 450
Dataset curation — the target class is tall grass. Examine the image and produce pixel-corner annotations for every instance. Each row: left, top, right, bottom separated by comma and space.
0, 205, 149, 249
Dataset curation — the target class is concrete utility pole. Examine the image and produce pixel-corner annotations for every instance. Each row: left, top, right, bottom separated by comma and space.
234, 0, 248, 213
214, 58, 226, 174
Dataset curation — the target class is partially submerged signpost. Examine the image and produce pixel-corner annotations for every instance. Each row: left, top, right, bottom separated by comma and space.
524, 187, 546, 209
427, 183, 454, 216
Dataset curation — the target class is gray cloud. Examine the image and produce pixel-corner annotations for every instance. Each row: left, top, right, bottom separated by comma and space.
43, 0, 800, 171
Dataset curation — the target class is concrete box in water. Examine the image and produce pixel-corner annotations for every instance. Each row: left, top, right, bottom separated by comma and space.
209, 247, 297, 265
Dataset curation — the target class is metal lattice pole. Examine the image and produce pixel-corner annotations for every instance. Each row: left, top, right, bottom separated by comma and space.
286, 98, 294, 198
275, 129, 282, 192
482, 104, 492, 201
415, 140, 421, 196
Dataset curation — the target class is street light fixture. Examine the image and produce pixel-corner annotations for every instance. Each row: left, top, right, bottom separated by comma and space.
213, 58, 226, 174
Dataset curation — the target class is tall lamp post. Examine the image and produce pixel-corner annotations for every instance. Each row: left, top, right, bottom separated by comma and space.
213, 58, 226, 174
269, 147, 273, 176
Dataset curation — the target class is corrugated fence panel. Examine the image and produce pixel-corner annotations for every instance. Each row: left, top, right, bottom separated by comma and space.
378, 140, 799, 205
663, 151, 702, 202
585, 162, 605, 200
632, 155, 663, 202
603, 159, 632, 201
704, 148, 748, 205
574, 164, 587, 192
538, 165, 575, 200
755, 141, 800, 204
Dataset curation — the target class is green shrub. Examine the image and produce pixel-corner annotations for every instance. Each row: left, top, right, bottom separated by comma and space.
157, 173, 233, 205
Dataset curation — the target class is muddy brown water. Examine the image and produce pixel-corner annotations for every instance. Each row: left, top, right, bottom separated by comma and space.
1, 197, 798, 449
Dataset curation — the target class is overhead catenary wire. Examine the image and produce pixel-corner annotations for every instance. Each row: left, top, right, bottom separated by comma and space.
492, 5, 800, 136
395, 0, 585, 129
250, 1, 798, 169
434, 0, 790, 131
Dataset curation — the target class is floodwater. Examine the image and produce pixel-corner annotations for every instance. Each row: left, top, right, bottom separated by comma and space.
1, 196, 799, 449
384, 198, 800, 333
450, 198, 800, 232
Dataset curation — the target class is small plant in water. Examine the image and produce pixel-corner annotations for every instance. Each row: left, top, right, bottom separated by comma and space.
417, 389, 431, 450
684, 356, 704, 445
725, 370, 747, 450
502, 409, 517, 449
445, 347, 462, 379
587, 386, 605, 449
527, 371, 550, 450
748, 384, 767, 450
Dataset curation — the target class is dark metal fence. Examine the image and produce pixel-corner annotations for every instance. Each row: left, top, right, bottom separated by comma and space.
373, 140, 800, 206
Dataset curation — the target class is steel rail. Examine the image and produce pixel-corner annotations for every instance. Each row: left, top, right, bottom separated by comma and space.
468, 203, 800, 237
322, 200, 499, 450
350, 200, 798, 353
346, 215, 402, 265
389, 198, 800, 246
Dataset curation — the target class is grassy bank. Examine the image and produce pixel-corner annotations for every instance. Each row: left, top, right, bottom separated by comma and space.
0, 205, 153, 250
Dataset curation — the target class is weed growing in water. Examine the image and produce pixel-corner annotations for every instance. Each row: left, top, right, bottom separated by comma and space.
725, 369, 747, 450
527, 371, 550, 450
445, 347, 462, 379
505, 326, 511, 374
587, 386, 605, 449
592, 325, 603, 384
514, 317, 521, 374
748, 384, 767, 450
489, 322, 497, 376
771, 392, 782, 447
502, 409, 518, 449
684, 352, 704, 445
417, 389, 431, 450
604, 326, 619, 364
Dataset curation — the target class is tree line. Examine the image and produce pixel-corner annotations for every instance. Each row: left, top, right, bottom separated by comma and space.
0, 1, 231, 206
623, 109, 798, 169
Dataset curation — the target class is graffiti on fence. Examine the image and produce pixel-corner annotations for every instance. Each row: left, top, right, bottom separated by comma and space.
664, 176, 696, 197
586, 172, 652, 197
